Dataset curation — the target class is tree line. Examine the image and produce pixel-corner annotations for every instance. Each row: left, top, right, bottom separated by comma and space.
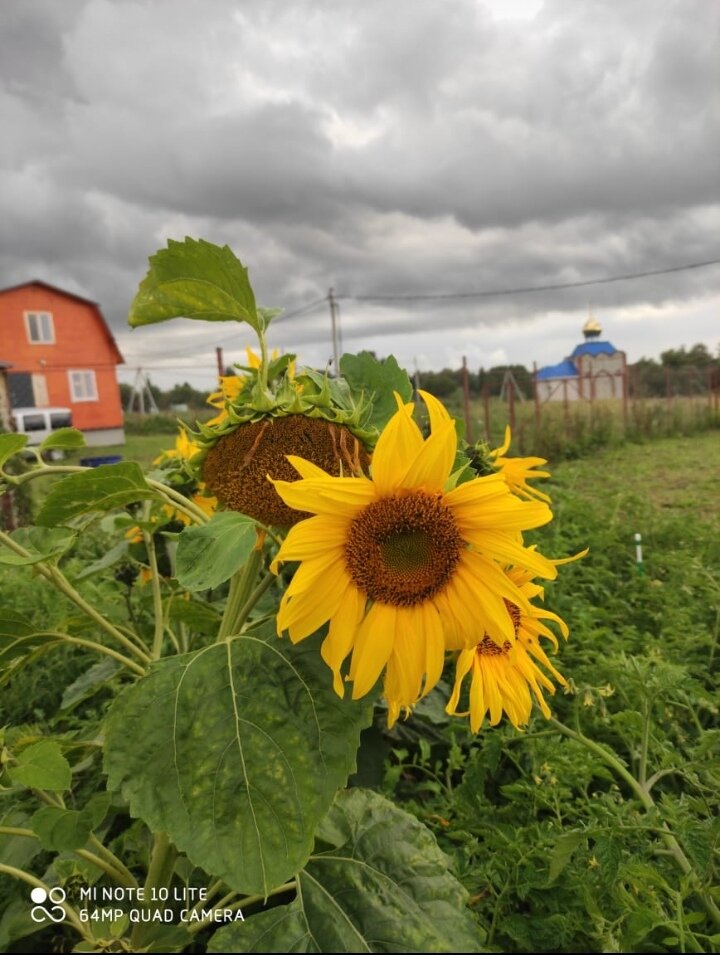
120, 344, 719, 412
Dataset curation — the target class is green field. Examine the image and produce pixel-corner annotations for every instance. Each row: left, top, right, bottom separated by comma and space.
377, 431, 720, 952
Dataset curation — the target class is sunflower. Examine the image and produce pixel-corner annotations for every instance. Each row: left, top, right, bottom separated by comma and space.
446, 568, 570, 731
153, 426, 200, 465
491, 426, 551, 503
271, 391, 557, 713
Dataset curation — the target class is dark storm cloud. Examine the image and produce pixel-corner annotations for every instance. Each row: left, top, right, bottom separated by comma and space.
1, 0, 719, 384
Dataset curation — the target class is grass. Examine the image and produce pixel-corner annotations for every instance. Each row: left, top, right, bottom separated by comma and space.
441, 391, 720, 460
379, 431, 720, 953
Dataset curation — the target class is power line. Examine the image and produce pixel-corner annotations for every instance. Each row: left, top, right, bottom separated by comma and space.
343, 257, 720, 303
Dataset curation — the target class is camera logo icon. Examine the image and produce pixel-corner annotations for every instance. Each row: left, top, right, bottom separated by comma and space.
30, 886, 67, 923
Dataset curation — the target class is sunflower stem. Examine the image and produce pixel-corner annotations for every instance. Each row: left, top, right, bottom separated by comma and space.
0, 528, 151, 666
217, 549, 264, 640
550, 718, 720, 928
0, 862, 93, 942
129, 831, 176, 950
142, 501, 166, 660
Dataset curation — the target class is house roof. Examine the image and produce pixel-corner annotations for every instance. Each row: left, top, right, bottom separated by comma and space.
0, 280, 124, 365
570, 340, 618, 358
536, 359, 578, 381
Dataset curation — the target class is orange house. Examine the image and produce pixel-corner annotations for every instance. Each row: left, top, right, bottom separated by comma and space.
0, 281, 125, 445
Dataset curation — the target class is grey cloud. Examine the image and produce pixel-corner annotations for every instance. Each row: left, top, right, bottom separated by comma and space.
1, 0, 719, 381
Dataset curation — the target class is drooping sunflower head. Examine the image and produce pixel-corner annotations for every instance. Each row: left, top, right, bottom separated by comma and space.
202, 414, 370, 526
191, 353, 376, 526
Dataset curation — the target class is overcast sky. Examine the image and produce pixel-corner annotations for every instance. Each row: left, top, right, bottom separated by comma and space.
2, 0, 719, 391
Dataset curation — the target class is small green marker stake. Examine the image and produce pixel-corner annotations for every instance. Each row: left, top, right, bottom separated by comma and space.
634, 532, 645, 575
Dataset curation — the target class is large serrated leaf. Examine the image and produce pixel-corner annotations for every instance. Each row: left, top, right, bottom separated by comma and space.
175, 512, 257, 591
128, 237, 259, 331
210, 789, 485, 953
340, 352, 412, 432
0, 433, 28, 469
36, 462, 155, 526
103, 626, 372, 895
0, 526, 76, 565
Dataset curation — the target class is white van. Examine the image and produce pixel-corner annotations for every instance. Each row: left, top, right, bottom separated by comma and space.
12, 407, 73, 446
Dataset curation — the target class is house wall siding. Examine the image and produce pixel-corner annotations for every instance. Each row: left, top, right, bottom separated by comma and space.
0, 284, 123, 432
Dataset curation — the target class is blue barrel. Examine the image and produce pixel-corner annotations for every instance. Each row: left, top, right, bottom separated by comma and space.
79, 455, 123, 468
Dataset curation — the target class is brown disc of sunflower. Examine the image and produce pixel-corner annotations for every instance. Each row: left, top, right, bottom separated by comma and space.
202, 415, 371, 526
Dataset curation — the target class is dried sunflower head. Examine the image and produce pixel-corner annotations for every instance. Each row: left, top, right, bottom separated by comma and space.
190, 354, 375, 526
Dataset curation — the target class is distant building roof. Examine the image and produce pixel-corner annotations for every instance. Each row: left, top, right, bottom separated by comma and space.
536, 359, 578, 381
570, 340, 618, 359
0, 280, 123, 365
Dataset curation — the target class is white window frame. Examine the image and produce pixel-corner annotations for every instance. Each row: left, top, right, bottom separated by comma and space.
68, 369, 99, 402
24, 311, 55, 344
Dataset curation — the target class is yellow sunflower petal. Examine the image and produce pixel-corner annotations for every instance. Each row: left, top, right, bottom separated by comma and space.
401, 417, 457, 492
446, 649, 475, 715
271, 475, 375, 517
285, 455, 332, 479
491, 425, 512, 459
321, 583, 366, 697
272, 514, 350, 571
349, 602, 397, 698
463, 528, 558, 579
370, 395, 424, 494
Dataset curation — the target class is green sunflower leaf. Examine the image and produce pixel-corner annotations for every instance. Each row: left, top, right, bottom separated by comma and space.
39, 427, 87, 452
103, 625, 373, 896
128, 237, 260, 331
340, 351, 413, 432
36, 462, 155, 526
0, 526, 77, 565
175, 511, 257, 591
8, 740, 72, 792
0, 433, 28, 469
209, 788, 485, 953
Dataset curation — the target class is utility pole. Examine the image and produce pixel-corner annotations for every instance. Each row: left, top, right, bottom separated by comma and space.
216, 346, 224, 379
462, 356, 474, 443
126, 368, 159, 415
328, 288, 340, 375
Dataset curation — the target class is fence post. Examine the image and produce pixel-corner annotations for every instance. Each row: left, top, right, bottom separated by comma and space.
483, 383, 490, 441
533, 362, 540, 433
461, 356, 473, 443
508, 373, 516, 434
621, 354, 628, 432
562, 377, 569, 432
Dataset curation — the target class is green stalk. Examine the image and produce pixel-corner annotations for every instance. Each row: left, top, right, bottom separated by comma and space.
0, 862, 93, 942
129, 831, 177, 950
0, 825, 134, 888
142, 503, 165, 660
217, 549, 264, 641
0, 528, 151, 665
638, 700, 651, 789
550, 718, 720, 927
10, 464, 209, 525
258, 329, 270, 393
186, 880, 296, 935
88, 833, 138, 889
234, 569, 276, 628
37, 630, 145, 676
